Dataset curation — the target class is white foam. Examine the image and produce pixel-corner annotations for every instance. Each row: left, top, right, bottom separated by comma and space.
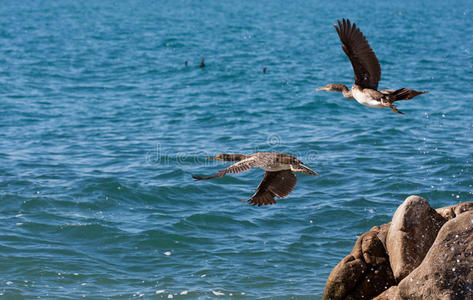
212, 291, 224, 296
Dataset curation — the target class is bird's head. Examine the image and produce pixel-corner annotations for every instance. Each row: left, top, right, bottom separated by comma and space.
316, 83, 346, 93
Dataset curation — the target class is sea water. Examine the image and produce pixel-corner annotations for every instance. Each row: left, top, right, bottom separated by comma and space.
1, 0, 472, 298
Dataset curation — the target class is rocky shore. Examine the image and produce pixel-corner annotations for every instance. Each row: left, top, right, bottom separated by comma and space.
323, 196, 473, 299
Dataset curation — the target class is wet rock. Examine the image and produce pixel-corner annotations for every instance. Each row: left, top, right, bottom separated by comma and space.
324, 199, 473, 300
395, 211, 473, 299
323, 228, 395, 300
375, 223, 391, 248
374, 286, 400, 299
385, 195, 446, 281
436, 201, 473, 220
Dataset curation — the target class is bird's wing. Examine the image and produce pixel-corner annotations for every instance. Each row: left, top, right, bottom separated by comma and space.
192, 157, 256, 181
364, 88, 384, 100
248, 170, 297, 206
334, 19, 381, 90
223, 157, 256, 174
380, 89, 395, 95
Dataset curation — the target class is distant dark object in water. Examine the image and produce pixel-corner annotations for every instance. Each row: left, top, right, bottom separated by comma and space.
316, 18, 428, 115
192, 152, 318, 206
199, 58, 205, 68
184, 61, 188, 67
263, 67, 267, 74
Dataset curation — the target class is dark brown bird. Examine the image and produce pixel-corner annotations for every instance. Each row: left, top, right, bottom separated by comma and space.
192, 152, 318, 206
199, 58, 205, 68
316, 19, 428, 114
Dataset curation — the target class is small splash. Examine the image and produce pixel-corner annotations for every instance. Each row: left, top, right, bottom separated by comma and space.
212, 291, 224, 296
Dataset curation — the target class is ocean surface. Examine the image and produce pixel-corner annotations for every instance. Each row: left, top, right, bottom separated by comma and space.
1, 0, 472, 298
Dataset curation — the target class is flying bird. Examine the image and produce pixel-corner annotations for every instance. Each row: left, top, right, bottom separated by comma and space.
316, 19, 428, 114
193, 152, 318, 206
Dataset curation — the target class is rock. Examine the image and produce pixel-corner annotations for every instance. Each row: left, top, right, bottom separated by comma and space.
395, 211, 473, 298
374, 286, 400, 300
324, 199, 473, 299
374, 222, 391, 249
323, 228, 395, 300
385, 195, 446, 281
436, 201, 473, 220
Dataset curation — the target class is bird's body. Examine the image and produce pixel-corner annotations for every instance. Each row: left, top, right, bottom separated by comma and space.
192, 152, 318, 206
316, 19, 428, 114
239, 152, 296, 172
351, 85, 385, 108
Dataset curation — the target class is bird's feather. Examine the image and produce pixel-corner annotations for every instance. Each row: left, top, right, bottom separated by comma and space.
248, 170, 297, 206
192, 157, 255, 180
334, 19, 381, 90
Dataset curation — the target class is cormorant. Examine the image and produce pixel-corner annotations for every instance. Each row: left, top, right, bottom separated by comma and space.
316, 19, 428, 114
193, 152, 318, 206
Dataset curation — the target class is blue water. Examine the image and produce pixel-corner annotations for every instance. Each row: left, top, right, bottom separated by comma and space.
1, 0, 472, 298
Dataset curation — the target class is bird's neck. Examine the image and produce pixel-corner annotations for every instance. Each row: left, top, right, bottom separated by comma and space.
330, 84, 352, 99
339, 85, 352, 98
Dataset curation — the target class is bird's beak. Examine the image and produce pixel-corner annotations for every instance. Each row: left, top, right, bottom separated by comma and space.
316, 87, 329, 92
206, 156, 223, 161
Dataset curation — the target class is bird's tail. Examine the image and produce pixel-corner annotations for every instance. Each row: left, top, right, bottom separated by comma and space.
389, 88, 429, 102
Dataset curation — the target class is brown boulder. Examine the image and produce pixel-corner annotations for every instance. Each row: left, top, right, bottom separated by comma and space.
394, 210, 473, 298
374, 286, 400, 300
375, 222, 391, 249
436, 201, 473, 220
323, 228, 395, 299
385, 195, 446, 281
325, 199, 473, 300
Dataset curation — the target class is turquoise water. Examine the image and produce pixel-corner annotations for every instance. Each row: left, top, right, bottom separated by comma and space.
1, 0, 472, 298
